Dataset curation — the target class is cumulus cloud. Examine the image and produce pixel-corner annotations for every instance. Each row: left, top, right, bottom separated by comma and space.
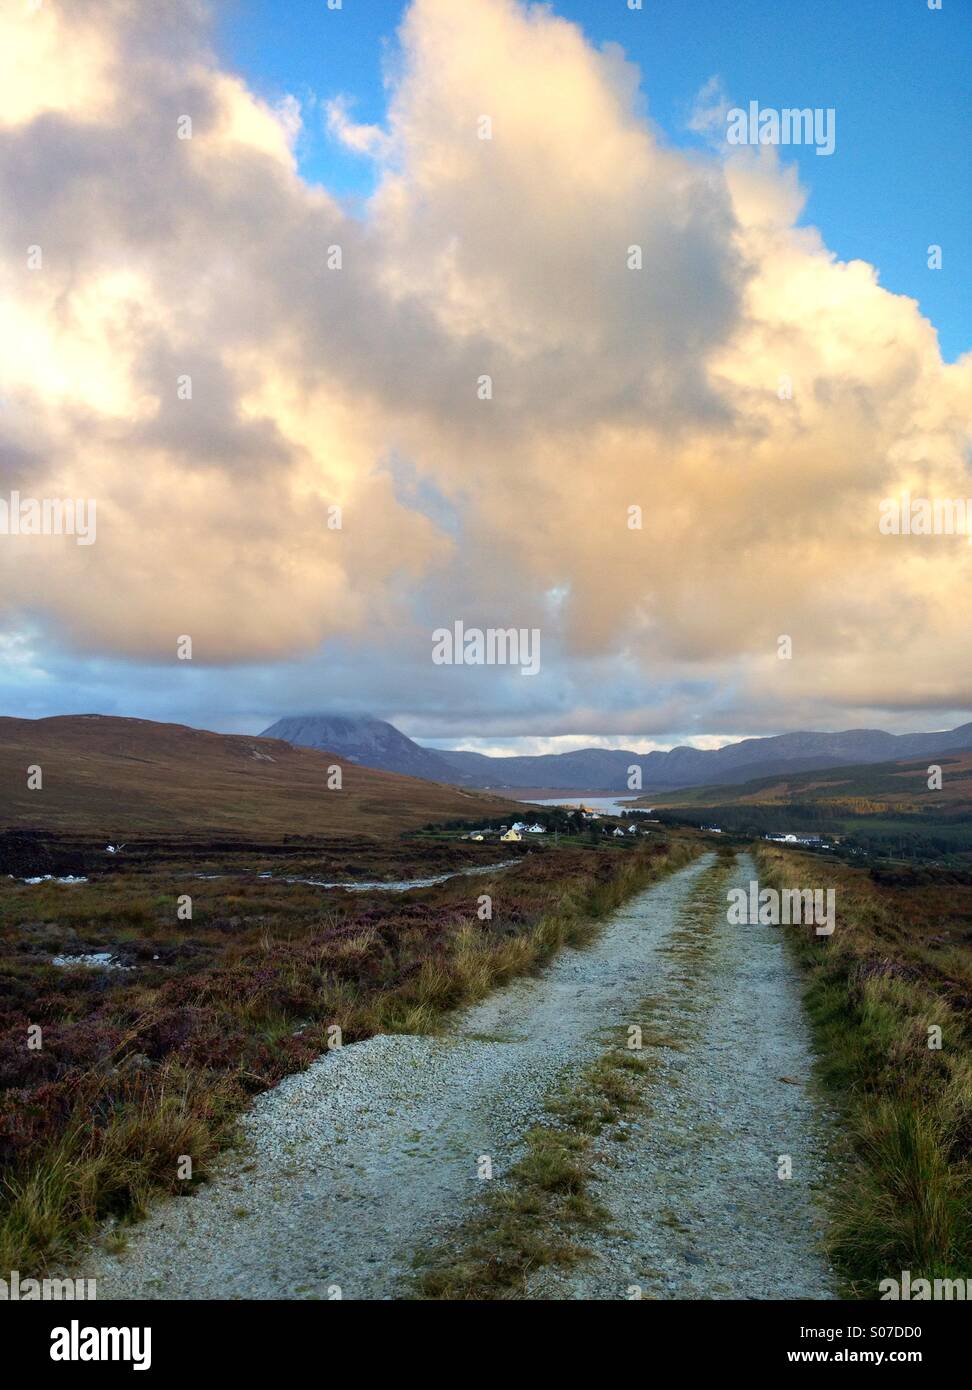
0, 0, 969, 737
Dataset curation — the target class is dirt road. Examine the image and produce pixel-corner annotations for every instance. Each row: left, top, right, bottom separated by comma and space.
81, 851, 834, 1299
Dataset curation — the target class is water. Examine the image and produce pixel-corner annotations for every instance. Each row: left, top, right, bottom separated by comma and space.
17, 875, 89, 885
193, 860, 520, 893
524, 795, 646, 816
51, 951, 132, 970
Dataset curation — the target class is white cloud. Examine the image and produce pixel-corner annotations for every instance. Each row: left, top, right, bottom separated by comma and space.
0, 0, 969, 738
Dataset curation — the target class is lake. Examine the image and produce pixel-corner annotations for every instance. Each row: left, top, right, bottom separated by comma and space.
524, 795, 647, 817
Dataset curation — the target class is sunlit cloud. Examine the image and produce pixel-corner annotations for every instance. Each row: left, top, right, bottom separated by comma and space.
0, 0, 969, 738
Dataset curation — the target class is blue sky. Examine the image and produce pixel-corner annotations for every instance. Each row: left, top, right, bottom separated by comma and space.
219, 0, 971, 361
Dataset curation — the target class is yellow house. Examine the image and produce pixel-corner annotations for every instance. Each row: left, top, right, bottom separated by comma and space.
500, 828, 522, 842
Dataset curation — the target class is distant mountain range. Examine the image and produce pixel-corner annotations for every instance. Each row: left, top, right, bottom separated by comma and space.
646, 747, 972, 813
260, 714, 972, 794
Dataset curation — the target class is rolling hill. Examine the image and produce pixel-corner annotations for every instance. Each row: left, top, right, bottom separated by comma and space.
0, 715, 516, 838
643, 750, 972, 813
641, 750, 972, 863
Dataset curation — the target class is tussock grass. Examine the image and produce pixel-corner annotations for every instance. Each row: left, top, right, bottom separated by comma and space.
757, 845, 972, 1296
0, 1061, 236, 1270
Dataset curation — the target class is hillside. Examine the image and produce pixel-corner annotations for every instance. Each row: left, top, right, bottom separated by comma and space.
644, 750, 972, 813
0, 715, 515, 838
641, 750, 972, 864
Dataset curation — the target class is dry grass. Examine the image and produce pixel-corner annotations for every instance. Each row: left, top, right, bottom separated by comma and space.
0, 714, 517, 837
757, 844, 972, 1295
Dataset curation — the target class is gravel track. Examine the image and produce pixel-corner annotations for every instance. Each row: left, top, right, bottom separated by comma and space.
79, 851, 834, 1300
528, 852, 836, 1299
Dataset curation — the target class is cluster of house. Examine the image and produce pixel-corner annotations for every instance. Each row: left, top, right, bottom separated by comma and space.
764, 832, 834, 849
465, 819, 646, 842
500, 821, 548, 842
463, 820, 547, 842
500, 817, 547, 839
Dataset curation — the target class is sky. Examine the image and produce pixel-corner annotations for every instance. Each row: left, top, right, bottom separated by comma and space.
220, 0, 972, 362
0, 0, 970, 756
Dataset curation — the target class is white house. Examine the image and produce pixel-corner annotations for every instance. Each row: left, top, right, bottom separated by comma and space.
612, 827, 625, 837
526, 823, 546, 834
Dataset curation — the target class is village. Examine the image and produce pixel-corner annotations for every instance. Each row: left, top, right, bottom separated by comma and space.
461, 809, 651, 842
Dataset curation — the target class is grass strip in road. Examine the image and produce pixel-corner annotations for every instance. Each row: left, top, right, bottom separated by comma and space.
412, 1049, 651, 1300
413, 853, 734, 1299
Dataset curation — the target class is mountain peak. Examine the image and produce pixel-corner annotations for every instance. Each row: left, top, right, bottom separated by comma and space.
260, 713, 464, 784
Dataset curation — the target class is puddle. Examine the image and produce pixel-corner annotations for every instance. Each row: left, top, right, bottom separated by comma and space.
193, 860, 520, 892
16, 875, 89, 885
51, 951, 133, 971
